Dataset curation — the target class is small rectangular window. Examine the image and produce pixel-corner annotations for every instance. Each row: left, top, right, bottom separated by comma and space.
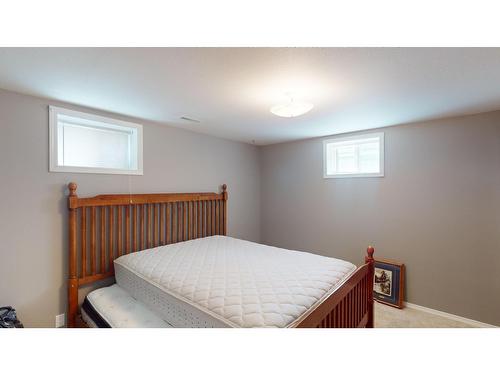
49, 106, 143, 175
323, 132, 384, 178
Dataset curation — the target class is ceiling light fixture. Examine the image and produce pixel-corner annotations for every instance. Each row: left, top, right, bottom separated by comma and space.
270, 94, 313, 118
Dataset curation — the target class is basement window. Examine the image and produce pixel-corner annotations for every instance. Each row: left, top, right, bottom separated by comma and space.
323, 132, 384, 178
49, 106, 143, 175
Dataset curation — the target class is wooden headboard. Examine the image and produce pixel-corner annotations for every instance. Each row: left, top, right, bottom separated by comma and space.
67, 182, 228, 327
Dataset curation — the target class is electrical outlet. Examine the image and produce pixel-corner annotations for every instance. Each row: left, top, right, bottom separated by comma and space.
55, 313, 65, 328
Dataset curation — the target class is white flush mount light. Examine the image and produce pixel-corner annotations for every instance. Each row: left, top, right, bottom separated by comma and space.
270, 95, 314, 118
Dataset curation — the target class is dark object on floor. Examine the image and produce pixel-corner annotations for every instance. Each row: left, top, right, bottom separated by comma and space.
0, 306, 24, 328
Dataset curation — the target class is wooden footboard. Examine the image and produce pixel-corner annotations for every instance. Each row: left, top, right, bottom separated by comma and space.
294, 247, 375, 328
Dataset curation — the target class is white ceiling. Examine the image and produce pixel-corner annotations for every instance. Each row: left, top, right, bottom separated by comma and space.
1, 48, 500, 145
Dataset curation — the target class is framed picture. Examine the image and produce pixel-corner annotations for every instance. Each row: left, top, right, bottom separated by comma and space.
373, 259, 405, 308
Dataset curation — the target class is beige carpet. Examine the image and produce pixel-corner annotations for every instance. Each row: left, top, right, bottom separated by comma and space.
374, 302, 476, 328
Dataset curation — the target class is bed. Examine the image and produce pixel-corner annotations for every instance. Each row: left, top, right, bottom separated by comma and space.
67, 182, 375, 328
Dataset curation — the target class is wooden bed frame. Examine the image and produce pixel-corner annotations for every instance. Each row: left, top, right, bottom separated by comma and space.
67, 182, 374, 328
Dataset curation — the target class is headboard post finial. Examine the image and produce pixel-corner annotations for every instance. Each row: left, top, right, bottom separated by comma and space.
68, 182, 78, 197
221, 184, 228, 201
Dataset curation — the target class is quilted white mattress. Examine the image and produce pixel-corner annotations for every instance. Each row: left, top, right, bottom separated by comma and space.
114, 236, 356, 328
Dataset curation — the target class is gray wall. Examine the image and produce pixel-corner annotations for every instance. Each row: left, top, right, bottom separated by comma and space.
0, 89, 261, 327
260, 111, 500, 326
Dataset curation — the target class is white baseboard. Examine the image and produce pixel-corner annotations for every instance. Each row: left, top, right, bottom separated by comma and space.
404, 302, 497, 328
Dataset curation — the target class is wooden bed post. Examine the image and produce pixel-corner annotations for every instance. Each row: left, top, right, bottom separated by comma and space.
68, 182, 78, 328
365, 246, 375, 328
222, 184, 228, 235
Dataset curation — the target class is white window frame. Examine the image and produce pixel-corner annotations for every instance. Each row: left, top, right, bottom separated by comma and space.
49, 106, 143, 175
323, 132, 384, 178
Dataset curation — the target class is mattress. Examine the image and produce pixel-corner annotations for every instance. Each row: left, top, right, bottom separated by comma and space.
81, 284, 172, 328
114, 235, 356, 328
